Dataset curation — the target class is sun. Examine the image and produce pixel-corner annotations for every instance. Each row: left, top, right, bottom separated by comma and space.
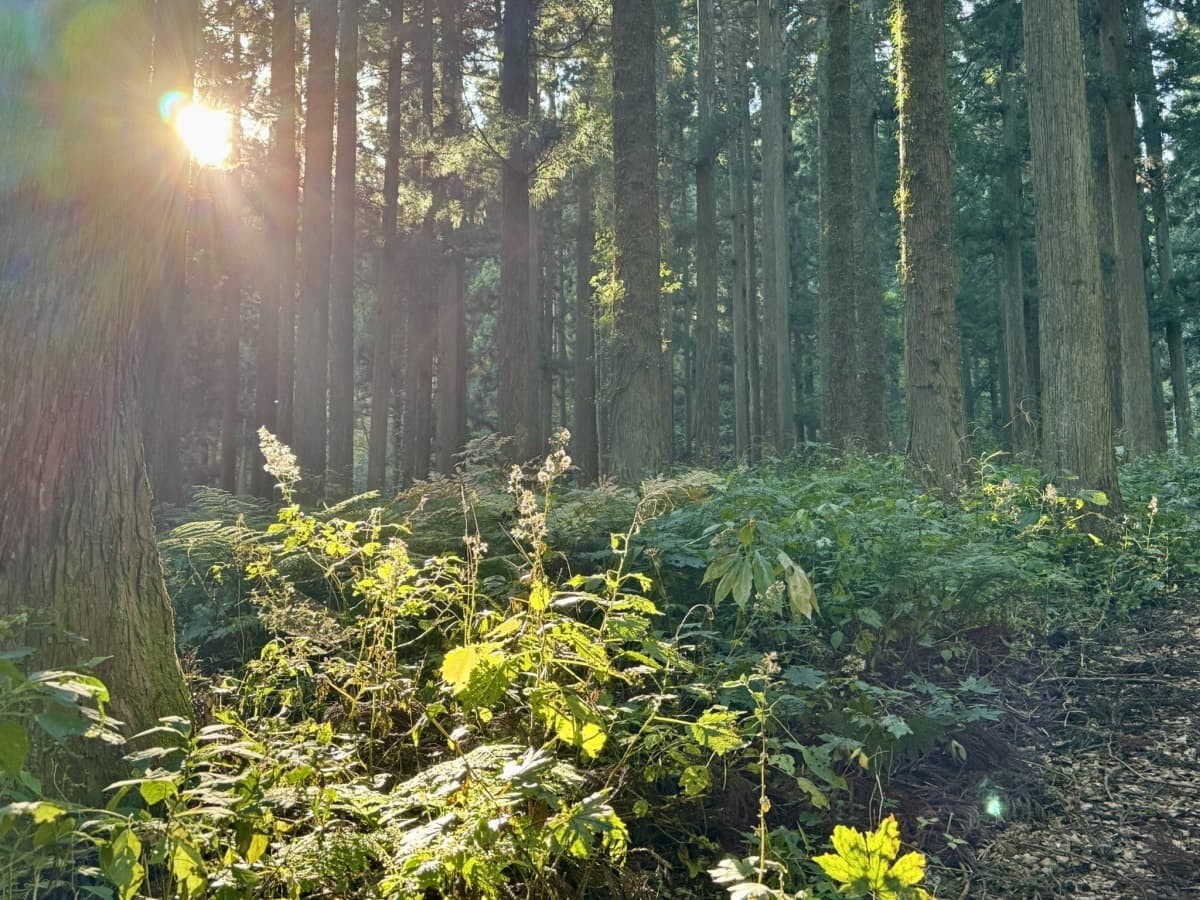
165, 97, 233, 169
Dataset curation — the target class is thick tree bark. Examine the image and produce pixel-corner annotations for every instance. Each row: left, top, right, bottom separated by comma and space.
142, 0, 199, 505
328, 0, 359, 499
1131, 0, 1193, 452
219, 220, 243, 495
1022, 0, 1122, 505
402, 0, 436, 484
435, 0, 468, 474
852, 0, 889, 452
253, 0, 298, 497
758, 0, 793, 453
367, 0, 405, 491
498, 0, 542, 463
272, 0, 300, 449
726, 10, 751, 464
294, 0, 338, 493
821, 0, 857, 449
895, 0, 966, 490
740, 5, 763, 460
998, 3, 1034, 453
605, 0, 670, 481
0, 5, 189, 794
1097, 0, 1160, 454
691, 0, 720, 464
573, 168, 601, 483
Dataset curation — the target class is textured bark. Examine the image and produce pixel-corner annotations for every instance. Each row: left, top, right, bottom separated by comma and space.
605, 0, 670, 481
1130, 0, 1192, 452
367, 0, 405, 491
573, 169, 601, 483
725, 10, 751, 464
294, 0, 337, 493
895, 0, 966, 490
402, 0, 436, 484
328, 0, 359, 499
852, 0, 889, 452
821, 0, 857, 449
736, 1, 763, 458
498, 0, 542, 463
253, 0, 298, 497
1097, 0, 1160, 454
692, 0, 720, 463
0, 5, 189, 794
219, 217, 243, 496
435, 0, 468, 474
998, 5, 1034, 453
142, 0, 199, 505
1085, 42, 1123, 434
219, 63, 245, 496
1022, 0, 1122, 505
757, 0, 793, 453
271, 0, 300, 449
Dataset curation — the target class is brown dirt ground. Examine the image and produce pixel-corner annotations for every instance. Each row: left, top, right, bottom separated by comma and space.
901, 600, 1200, 899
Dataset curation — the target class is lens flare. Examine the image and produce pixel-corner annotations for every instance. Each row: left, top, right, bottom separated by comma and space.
164, 98, 233, 168
984, 793, 1005, 819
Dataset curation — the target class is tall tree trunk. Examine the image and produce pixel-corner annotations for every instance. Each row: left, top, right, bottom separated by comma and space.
895, 0, 966, 490
1022, 0, 1122, 505
142, 0, 199, 505
403, 0, 436, 483
367, 0, 405, 491
758, 0, 793, 453
1131, 0, 1192, 452
726, 9, 751, 464
1097, 0, 1160, 454
574, 168, 601, 482
220, 42, 245, 496
219, 221, 243, 495
692, 0, 720, 463
605, 0, 670, 480
1084, 27, 1123, 435
498, 0, 542, 462
436, 0, 468, 473
740, 5, 764, 460
821, 0, 857, 449
998, 3, 1033, 453
328, 0, 359, 499
294, 0, 337, 493
272, 0, 300, 448
0, 7, 189, 793
254, 0, 298, 497
852, 0, 889, 452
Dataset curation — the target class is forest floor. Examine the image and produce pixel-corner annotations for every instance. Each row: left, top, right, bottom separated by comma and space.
910, 598, 1200, 899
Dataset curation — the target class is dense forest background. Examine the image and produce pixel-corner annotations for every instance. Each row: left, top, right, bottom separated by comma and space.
4, 0, 1200, 897
125, 0, 1199, 503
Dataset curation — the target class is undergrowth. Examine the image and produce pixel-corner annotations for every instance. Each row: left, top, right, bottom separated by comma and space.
2, 440, 1193, 899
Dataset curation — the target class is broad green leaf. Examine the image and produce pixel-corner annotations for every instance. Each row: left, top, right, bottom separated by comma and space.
169, 840, 207, 897
441, 645, 483, 695
778, 551, 819, 619
794, 775, 829, 809
732, 560, 754, 609
813, 850, 856, 885
688, 708, 744, 756
138, 778, 177, 806
887, 851, 926, 887
100, 829, 145, 900
679, 765, 711, 796
0, 720, 29, 775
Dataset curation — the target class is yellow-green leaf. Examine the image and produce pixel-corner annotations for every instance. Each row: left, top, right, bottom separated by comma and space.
441, 645, 482, 695
887, 850, 926, 887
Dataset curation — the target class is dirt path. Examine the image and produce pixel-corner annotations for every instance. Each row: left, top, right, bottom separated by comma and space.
911, 601, 1200, 898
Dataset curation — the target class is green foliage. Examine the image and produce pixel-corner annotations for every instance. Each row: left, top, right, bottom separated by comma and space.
10, 445, 1197, 898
